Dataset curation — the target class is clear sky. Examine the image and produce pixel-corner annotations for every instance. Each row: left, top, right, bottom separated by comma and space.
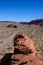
0, 0, 43, 22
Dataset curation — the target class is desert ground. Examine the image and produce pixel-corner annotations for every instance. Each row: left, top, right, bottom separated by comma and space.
0, 22, 43, 60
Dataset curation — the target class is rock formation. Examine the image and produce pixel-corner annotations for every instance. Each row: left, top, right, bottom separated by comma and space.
14, 34, 36, 56
0, 34, 43, 65
7, 24, 17, 28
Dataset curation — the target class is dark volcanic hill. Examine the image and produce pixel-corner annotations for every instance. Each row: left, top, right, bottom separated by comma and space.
20, 19, 43, 25
30, 19, 43, 25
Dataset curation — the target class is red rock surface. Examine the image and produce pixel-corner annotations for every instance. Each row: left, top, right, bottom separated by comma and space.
14, 34, 36, 56
7, 24, 17, 28
13, 34, 43, 65
0, 34, 43, 65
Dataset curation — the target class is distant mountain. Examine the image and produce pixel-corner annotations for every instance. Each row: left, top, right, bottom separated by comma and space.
30, 19, 43, 25
19, 22, 30, 24
0, 19, 43, 25
0, 21, 17, 23
20, 19, 43, 25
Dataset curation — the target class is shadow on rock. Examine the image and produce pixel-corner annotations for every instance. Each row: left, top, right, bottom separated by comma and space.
0, 53, 14, 65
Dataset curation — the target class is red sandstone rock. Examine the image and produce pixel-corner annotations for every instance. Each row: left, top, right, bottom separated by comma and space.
13, 34, 43, 65
7, 24, 17, 28
0, 34, 43, 65
14, 34, 36, 56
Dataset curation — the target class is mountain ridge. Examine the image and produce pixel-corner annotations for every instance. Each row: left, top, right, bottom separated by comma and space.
0, 19, 43, 25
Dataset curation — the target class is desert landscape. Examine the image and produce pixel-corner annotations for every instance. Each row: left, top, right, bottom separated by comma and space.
0, 0, 43, 64
0, 19, 43, 65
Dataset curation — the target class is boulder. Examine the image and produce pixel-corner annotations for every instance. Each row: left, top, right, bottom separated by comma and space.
7, 24, 17, 28
14, 34, 36, 56
13, 34, 43, 65
0, 34, 43, 65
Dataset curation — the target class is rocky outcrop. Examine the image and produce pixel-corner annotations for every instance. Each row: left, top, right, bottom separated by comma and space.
7, 24, 17, 28
0, 34, 43, 65
14, 34, 36, 56
20, 19, 43, 25
13, 34, 43, 65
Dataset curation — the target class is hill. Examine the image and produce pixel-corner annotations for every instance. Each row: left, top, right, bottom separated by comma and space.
19, 19, 43, 25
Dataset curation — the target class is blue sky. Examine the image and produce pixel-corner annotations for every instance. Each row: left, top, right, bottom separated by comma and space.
0, 0, 43, 22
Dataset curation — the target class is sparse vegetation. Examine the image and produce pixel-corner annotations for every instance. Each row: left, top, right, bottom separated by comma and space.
0, 23, 43, 56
